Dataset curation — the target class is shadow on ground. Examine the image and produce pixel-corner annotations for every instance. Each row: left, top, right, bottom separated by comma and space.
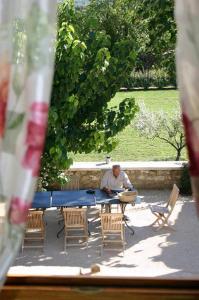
12, 190, 199, 278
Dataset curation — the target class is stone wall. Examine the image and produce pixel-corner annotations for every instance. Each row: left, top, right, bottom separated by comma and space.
62, 161, 185, 190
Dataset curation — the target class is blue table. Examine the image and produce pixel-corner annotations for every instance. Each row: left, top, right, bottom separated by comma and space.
32, 192, 51, 209
32, 189, 139, 237
32, 189, 139, 209
52, 190, 97, 207
95, 189, 120, 205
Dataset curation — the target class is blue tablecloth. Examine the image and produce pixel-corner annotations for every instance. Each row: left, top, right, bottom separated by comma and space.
31, 189, 139, 209
52, 190, 97, 207
32, 191, 51, 208
94, 189, 120, 205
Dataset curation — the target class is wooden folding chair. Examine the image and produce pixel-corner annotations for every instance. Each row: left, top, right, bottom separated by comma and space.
22, 210, 45, 252
100, 213, 125, 255
149, 184, 179, 231
63, 208, 88, 251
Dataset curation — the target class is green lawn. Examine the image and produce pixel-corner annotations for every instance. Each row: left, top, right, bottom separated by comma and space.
72, 89, 187, 162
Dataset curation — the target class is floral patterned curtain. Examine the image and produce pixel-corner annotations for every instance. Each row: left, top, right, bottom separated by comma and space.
0, 0, 198, 288
0, 0, 57, 285
175, 0, 199, 215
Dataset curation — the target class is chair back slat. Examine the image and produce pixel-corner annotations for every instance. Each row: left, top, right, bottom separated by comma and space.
26, 211, 44, 231
100, 213, 123, 231
167, 184, 179, 211
100, 213, 125, 254
22, 210, 45, 252
63, 208, 88, 249
63, 208, 87, 228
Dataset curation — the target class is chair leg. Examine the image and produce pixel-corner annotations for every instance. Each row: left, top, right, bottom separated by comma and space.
151, 215, 161, 226
58, 218, 64, 225
105, 204, 111, 213
151, 211, 165, 227
151, 218, 158, 226
156, 217, 176, 231
155, 223, 165, 231
167, 223, 176, 231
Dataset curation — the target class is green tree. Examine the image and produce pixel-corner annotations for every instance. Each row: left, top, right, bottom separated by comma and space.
133, 103, 185, 161
133, 0, 176, 85
40, 0, 138, 188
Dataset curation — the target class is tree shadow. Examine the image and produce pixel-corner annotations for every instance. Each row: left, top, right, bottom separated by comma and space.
12, 191, 199, 278
148, 199, 199, 278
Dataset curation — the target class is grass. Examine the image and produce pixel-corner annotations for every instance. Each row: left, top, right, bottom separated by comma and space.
72, 89, 187, 162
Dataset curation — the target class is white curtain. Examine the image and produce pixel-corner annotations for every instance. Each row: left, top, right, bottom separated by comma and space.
0, 0, 57, 285
175, 0, 199, 215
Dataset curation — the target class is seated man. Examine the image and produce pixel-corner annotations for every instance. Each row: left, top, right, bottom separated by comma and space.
100, 164, 134, 195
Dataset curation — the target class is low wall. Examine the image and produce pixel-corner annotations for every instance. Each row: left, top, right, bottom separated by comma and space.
64, 161, 185, 190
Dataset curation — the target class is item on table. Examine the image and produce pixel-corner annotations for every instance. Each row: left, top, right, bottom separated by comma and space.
118, 190, 138, 203
111, 188, 125, 193
105, 156, 111, 164
86, 189, 95, 194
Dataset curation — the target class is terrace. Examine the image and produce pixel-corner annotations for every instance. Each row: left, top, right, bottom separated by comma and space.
10, 188, 198, 279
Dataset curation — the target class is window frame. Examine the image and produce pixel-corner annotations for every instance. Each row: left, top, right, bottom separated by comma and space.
3, 275, 199, 299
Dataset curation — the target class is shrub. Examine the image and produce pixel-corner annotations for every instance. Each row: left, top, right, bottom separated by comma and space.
124, 68, 174, 90
179, 164, 192, 195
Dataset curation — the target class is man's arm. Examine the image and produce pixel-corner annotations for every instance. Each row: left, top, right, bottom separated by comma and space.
100, 172, 111, 194
123, 172, 134, 190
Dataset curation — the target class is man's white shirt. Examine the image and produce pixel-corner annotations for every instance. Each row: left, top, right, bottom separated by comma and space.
100, 170, 133, 190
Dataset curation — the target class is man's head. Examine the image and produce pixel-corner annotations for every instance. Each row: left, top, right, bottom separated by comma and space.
112, 164, 121, 178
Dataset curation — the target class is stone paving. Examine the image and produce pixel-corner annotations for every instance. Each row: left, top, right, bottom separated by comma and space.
9, 189, 199, 279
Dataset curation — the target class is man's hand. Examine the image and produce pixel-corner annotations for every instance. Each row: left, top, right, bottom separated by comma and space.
126, 186, 134, 191
102, 187, 112, 194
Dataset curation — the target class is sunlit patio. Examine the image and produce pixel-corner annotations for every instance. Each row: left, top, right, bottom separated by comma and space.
9, 189, 198, 279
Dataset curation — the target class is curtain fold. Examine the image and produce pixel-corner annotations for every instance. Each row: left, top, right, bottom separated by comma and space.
175, 0, 199, 215
0, 0, 57, 285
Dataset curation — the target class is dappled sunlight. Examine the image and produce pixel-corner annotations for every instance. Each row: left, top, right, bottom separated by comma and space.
9, 190, 198, 279
148, 200, 199, 278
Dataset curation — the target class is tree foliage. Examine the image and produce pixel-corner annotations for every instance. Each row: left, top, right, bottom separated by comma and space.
40, 0, 138, 188
133, 0, 176, 84
133, 103, 185, 161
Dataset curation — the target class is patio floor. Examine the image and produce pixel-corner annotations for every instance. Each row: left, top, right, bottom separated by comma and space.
9, 189, 199, 279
